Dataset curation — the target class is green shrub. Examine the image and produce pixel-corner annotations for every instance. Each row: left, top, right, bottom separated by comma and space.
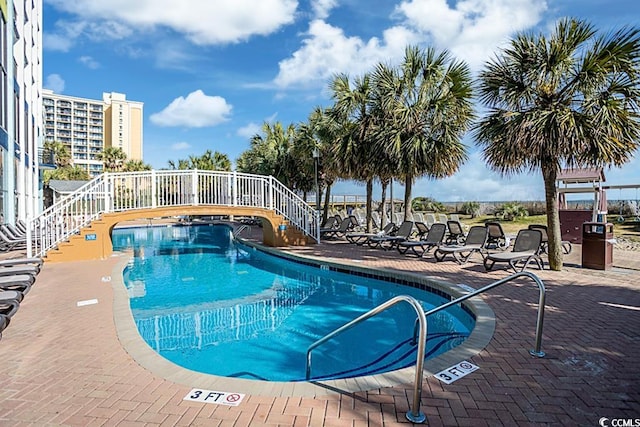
496, 202, 529, 221
461, 201, 481, 218
412, 197, 445, 212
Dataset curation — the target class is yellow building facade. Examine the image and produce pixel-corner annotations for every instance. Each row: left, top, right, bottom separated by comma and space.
43, 90, 144, 176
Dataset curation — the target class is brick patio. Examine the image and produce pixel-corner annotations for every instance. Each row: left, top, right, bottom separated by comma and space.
0, 234, 638, 426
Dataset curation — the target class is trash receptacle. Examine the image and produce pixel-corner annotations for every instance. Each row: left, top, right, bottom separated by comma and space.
581, 222, 614, 270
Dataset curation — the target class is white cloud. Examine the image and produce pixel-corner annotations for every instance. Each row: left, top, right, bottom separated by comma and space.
44, 74, 65, 93
274, 20, 418, 89
237, 122, 262, 139
396, 0, 547, 69
151, 40, 197, 71
272, 0, 545, 89
43, 21, 87, 52
171, 142, 191, 150
312, 0, 338, 19
150, 90, 232, 128
46, 0, 298, 45
413, 151, 544, 202
78, 56, 100, 69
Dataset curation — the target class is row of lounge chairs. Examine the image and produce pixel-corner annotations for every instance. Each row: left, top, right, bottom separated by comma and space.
0, 257, 43, 340
323, 214, 567, 273
330, 209, 466, 231
0, 220, 37, 252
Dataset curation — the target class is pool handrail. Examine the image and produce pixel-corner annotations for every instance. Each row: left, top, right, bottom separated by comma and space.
305, 271, 547, 425
305, 295, 428, 424
411, 271, 546, 358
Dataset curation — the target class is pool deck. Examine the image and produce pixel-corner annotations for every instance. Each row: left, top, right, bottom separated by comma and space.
1, 232, 639, 426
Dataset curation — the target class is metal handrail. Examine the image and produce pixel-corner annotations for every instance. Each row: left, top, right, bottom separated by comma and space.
412, 271, 546, 357
305, 271, 547, 425
233, 224, 251, 238
305, 295, 428, 424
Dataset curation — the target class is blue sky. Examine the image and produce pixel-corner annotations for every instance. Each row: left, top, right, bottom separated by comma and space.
42, 0, 640, 202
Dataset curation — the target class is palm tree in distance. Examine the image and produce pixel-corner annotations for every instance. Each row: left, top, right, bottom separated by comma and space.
168, 150, 231, 171
43, 140, 72, 168
475, 18, 640, 270
97, 147, 127, 172
373, 46, 474, 222
123, 159, 152, 172
296, 107, 342, 223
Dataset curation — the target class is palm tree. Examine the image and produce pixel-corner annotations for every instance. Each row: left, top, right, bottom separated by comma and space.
168, 151, 231, 171
329, 73, 378, 232
474, 18, 640, 270
237, 122, 298, 188
97, 147, 127, 172
372, 45, 474, 222
167, 159, 190, 170
43, 165, 90, 185
123, 159, 152, 172
43, 140, 72, 168
296, 107, 342, 222
211, 151, 232, 171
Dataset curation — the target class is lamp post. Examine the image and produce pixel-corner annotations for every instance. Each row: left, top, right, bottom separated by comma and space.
312, 148, 320, 212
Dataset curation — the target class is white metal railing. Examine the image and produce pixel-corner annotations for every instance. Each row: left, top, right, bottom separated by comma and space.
27, 170, 320, 257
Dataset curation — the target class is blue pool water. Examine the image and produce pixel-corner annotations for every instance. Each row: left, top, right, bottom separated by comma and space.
112, 224, 474, 382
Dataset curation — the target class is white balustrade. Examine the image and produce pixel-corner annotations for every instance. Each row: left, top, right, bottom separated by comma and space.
27, 170, 320, 257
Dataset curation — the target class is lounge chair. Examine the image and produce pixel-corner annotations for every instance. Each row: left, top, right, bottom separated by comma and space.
435, 226, 488, 264
483, 229, 544, 273
0, 313, 10, 340
319, 215, 339, 231
321, 216, 358, 240
528, 224, 572, 254
485, 221, 510, 249
397, 223, 446, 257
0, 265, 39, 278
412, 212, 425, 223
0, 274, 35, 295
392, 213, 404, 226
2, 224, 37, 241
0, 291, 21, 317
346, 222, 396, 245
424, 213, 436, 228
0, 257, 43, 272
368, 221, 414, 250
0, 229, 27, 251
445, 220, 465, 244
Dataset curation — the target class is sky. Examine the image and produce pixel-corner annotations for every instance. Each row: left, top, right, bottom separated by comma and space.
42, 0, 640, 202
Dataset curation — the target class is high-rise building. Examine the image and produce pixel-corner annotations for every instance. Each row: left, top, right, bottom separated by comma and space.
43, 90, 144, 177
0, 0, 44, 223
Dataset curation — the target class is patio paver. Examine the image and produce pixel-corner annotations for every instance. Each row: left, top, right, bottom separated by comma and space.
0, 232, 638, 426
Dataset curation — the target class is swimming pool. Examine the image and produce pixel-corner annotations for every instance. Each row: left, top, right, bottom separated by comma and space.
113, 224, 475, 382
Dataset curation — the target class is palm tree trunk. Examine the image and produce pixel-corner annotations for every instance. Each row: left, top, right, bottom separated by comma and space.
323, 181, 333, 225
366, 178, 373, 233
380, 179, 388, 228
404, 174, 413, 222
542, 164, 563, 271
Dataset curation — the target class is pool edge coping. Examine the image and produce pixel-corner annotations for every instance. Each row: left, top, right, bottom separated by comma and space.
111, 239, 496, 398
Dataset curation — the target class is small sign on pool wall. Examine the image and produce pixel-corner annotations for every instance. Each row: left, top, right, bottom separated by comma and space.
434, 360, 479, 384
85, 233, 97, 241
183, 389, 245, 406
